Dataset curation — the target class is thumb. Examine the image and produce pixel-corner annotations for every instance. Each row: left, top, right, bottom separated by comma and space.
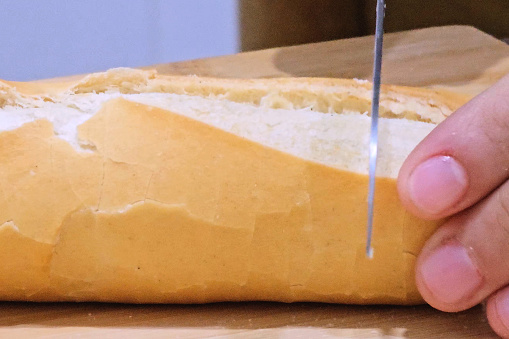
397, 73, 509, 220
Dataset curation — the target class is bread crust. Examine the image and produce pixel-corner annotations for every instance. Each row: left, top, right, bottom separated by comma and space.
0, 68, 468, 304
1, 68, 469, 123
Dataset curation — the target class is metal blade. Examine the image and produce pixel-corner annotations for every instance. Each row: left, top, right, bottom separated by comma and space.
366, 0, 385, 259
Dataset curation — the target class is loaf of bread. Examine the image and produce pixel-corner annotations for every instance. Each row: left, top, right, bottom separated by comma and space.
0, 68, 468, 304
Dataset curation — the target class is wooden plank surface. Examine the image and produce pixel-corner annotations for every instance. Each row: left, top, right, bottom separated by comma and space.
0, 302, 496, 338
8, 26, 509, 338
153, 25, 509, 96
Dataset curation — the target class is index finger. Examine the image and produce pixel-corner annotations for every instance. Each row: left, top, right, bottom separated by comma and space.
397, 74, 509, 220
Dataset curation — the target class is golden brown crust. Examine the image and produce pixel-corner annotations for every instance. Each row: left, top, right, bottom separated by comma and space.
0, 68, 459, 304
1, 68, 469, 123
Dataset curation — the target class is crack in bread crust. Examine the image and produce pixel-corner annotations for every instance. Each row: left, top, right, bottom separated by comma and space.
0, 68, 457, 304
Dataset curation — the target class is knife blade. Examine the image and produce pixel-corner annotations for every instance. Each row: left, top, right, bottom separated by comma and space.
366, 0, 385, 259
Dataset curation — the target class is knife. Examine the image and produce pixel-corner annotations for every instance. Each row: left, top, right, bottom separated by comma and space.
366, 0, 385, 259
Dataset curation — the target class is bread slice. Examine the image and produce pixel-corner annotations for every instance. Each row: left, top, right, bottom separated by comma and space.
0, 68, 468, 304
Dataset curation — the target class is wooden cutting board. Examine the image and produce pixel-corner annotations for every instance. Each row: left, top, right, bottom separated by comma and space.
3, 25, 508, 338
152, 25, 509, 97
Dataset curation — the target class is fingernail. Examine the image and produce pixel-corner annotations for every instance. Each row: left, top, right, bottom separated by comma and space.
495, 288, 509, 332
409, 156, 468, 215
420, 242, 482, 304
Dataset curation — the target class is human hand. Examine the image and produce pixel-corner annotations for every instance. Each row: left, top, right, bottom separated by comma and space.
397, 74, 509, 337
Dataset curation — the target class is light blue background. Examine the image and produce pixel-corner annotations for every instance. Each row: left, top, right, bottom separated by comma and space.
0, 0, 238, 81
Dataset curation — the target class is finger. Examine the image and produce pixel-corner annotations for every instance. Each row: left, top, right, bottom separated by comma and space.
415, 178, 509, 312
398, 74, 509, 220
487, 287, 509, 339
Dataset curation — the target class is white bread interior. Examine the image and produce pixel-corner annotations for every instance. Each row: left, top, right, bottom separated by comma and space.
0, 92, 436, 179
0, 68, 469, 304
0, 68, 465, 178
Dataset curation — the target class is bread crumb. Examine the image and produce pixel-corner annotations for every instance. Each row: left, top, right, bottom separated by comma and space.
354, 78, 369, 84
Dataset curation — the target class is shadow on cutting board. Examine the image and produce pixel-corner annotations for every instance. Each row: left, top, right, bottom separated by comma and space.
271, 26, 509, 95
152, 26, 509, 98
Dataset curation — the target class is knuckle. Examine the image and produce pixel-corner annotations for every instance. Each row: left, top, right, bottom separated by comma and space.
482, 116, 509, 153
477, 95, 509, 153
494, 188, 509, 237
